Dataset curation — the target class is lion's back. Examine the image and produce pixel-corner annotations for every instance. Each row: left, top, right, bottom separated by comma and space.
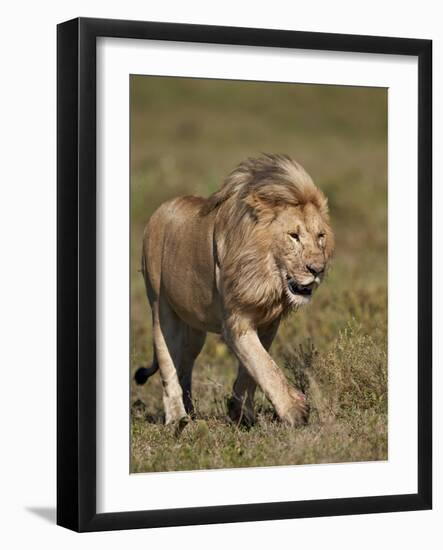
142, 196, 218, 327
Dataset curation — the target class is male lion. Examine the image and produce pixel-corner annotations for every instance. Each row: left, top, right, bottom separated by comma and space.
135, 154, 334, 427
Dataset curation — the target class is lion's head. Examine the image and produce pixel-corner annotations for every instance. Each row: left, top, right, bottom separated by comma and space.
266, 199, 334, 308
203, 154, 334, 322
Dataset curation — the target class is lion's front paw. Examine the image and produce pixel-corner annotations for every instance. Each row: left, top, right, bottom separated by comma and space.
283, 387, 309, 427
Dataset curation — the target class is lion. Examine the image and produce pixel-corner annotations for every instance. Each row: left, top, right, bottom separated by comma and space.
135, 154, 334, 427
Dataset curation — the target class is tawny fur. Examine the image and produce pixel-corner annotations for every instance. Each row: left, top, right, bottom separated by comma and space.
138, 154, 334, 427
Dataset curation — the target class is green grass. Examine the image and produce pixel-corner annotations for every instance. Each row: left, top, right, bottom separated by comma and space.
130, 76, 388, 473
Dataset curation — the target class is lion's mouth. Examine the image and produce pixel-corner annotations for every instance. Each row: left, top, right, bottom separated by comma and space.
287, 277, 314, 297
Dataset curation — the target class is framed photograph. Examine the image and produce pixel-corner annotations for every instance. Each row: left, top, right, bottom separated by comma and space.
57, 17, 432, 532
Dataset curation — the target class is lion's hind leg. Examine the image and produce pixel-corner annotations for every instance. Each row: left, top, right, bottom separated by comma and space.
228, 363, 257, 427
151, 296, 189, 425
177, 326, 206, 417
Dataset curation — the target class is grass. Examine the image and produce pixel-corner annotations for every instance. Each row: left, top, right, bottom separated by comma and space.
130, 76, 388, 473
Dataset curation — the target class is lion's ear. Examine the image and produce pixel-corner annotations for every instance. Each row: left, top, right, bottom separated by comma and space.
243, 193, 279, 223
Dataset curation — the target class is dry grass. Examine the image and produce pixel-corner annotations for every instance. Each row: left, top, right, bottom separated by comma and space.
130, 76, 387, 473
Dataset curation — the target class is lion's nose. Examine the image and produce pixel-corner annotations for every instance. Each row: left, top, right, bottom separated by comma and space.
306, 263, 324, 276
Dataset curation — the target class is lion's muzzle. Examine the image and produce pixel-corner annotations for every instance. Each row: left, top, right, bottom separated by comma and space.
287, 277, 315, 297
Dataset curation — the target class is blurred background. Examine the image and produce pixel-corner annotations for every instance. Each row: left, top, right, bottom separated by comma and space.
130, 76, 387, 473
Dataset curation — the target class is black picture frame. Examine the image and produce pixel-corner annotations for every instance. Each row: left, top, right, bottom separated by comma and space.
57, 17, 432, 532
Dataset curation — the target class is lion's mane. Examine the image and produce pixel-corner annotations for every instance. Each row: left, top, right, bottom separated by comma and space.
200, 154, 333, 323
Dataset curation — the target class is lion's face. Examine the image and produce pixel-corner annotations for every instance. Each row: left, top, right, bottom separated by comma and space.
270, 202, 334, 307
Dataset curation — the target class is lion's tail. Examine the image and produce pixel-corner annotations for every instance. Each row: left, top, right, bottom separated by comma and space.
134, 356, 159, 385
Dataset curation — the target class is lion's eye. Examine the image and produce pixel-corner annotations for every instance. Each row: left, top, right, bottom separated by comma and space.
289, 232, 300, 242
